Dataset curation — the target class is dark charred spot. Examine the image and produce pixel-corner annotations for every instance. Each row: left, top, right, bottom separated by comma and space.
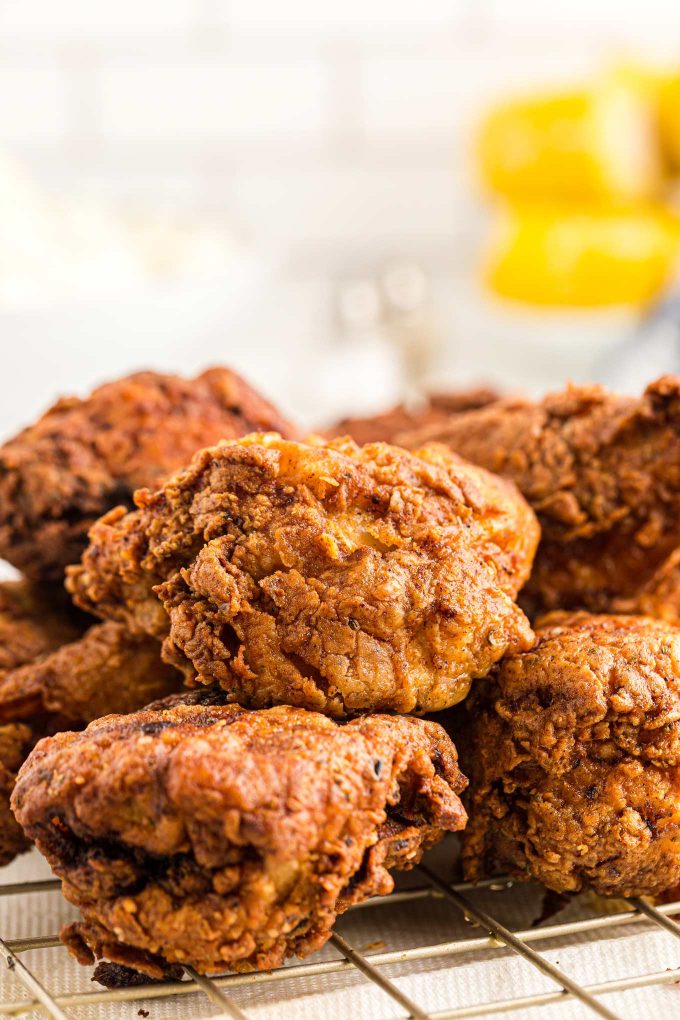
140, 721, 172, 736
107, 483, 135, 509
93, 961, 182, 988
219, 625, 241, 658
348, 617, 360, 631
536, 688, 554, 709
373, 759, 382, 776
585, 785, 597, 800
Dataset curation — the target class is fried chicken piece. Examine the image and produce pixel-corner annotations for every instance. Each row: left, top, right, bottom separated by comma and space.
0, 579, 89, 864
0, 621, 181, 727
67, 433, 538, 715
461, 612, 680, 898
0, 367, 295, 582
397, 377, 680, 620
325, 387, 501, 445
614, 545, 680, 623
0, 722, 33, 864
0, 584, 179, 865
13, 689, 468, 976
0, 579, 85, 673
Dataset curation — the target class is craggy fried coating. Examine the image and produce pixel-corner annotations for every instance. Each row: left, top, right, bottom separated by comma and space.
461, 612, 680, 898
614, 545, 680, 623
13, 689, 468, 976
397, 377, 680, 620
0, 579, 85, 673
0, 368, 295, 581
0, 621, 181, 727
0, 586, 178, 865
0, 578, 88, 864
325, 388, 501, 445
67, 434, 538, 715
0, 722, 32, 864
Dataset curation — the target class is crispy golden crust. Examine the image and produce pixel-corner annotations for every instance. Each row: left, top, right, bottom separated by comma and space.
0, 579, 88, 864
397, 377, 680, 621
613, 546, 680, 623
13, 690, 467, 976
325, 388, 501, 445
0, 584, 178, 865
67, 434, 537, 715
0, 621, 181, 727
0, 722, 32, 864
461, 612, 680, 897
0, 580, 85, 673
0, 368, 295, 581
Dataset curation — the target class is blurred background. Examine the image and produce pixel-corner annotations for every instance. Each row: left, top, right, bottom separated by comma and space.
2, 0, 680, 434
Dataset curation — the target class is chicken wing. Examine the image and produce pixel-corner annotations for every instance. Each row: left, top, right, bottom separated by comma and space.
397, 377, 680, 620
0, 367, 295, 581
325, 387, 501, 445
0, 620, 180, 727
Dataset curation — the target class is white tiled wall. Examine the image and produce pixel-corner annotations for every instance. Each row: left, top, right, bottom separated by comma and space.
0, 0, 679, 272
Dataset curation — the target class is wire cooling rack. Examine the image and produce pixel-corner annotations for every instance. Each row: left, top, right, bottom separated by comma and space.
1, 847, 680, 1020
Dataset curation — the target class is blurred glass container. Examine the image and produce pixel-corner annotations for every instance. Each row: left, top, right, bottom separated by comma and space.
310, 276, 402, 428
380, 261, 443, 403
598, 289, 680, 391
446, 275, 634, 396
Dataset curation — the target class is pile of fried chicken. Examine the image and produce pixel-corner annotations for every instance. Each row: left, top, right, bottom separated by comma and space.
3, 366, 680, 983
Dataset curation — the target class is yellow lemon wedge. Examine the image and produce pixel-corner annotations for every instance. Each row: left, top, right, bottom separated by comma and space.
483, 203, 680, 308
658, 75, 680, 172
607, 61, 680, 174
478, 74, 662, 204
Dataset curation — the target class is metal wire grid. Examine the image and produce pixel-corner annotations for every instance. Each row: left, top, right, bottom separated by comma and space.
2, 868, 680, 1020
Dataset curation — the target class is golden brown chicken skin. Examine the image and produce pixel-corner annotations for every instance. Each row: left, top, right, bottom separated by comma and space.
0, 621, 181, 728
0, 584, 179, 865
325, 387, 501, 445
0, 367, 295, 582
461, 612, 680, 898
397, 377, 680, 621
67, 433, 538, 715
0, 578, 89, 864
13, 689, 467, 977
0, 722, 33, 864
0, 579, 85, 673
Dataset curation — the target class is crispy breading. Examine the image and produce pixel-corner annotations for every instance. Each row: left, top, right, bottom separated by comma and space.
324, 388, 501, 445
0, 621, 181, 727
0, 368, 295, 581
0, 578, 88, 864
396, 377, 680, 621
0, 584, 179, 865
67, 433, 538, 715
13, 689, 467, 976
0, 579, 85, 672
460, 612, 680, 898
0, 722, 32, 864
